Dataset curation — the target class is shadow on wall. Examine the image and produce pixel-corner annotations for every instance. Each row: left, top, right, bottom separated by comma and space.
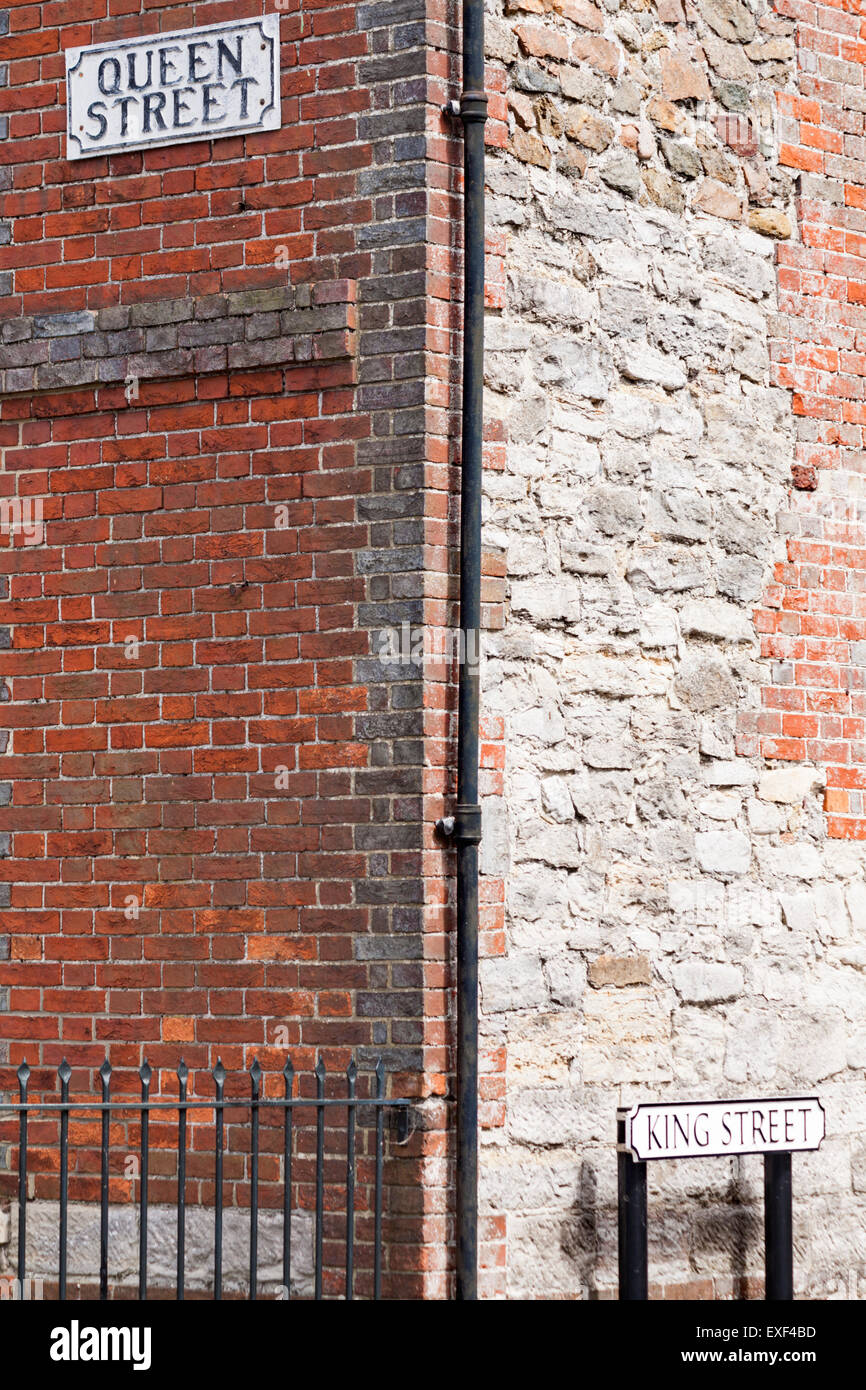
560, 1161, 762, 1298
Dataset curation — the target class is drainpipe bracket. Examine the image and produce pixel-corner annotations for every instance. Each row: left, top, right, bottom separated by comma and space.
441, 802, 483, 845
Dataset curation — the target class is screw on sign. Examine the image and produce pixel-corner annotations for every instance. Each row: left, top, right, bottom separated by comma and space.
616, 1096, 826, 1302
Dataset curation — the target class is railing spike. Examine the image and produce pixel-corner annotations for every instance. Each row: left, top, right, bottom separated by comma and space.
282, 1056, 294, 1091
99, 1058, 112, 1086
140, 1059, 152, 1087
315, 1055, 326, 1082
177, 1058, 188, 1086
213, 1058, 226, 1087
58, 1057, 71, 1085
346, 1057, 357, 1083
17, 1060, 30, 1088
250, 1057, 262, 1088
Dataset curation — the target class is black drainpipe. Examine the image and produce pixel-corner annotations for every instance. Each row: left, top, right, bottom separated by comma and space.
440, 0, 488, 1303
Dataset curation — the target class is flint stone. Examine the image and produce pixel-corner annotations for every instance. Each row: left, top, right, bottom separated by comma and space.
599, 149, 641, 198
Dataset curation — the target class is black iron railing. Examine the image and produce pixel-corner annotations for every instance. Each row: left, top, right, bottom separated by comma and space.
1, 1057, 411, 1301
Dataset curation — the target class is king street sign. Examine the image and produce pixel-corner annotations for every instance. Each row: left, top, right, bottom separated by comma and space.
65, 15, 281, 161
619, 1096, 826, 1162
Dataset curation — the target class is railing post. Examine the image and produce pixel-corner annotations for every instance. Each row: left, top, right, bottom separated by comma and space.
249, 1057, 261, 1302
58, 1058, 71, 1302
139, 1060, 151, 1301
17, 1062, 29, 1290
99, 1060, 111, 1301
176, 1059, 187, 1301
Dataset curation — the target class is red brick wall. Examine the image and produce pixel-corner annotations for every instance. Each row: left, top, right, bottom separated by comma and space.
754, 0, 866, 840
0, 0, 451, 1296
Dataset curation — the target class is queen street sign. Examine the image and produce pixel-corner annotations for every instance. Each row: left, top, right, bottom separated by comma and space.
66, 15, 281, 161
620, 1095, 826, 1162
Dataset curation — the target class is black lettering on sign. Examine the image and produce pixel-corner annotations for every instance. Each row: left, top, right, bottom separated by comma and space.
172, 88, 196, 129
159, 46, 182, 86
112, 96, 136, 138
98, 58, 122, 96
188, 41, 212, 84
127, 50, 152, 91
202, 84, 226, 125
647, 1114, 664, 1151
86, 101, 108, 140
232, 77, 257, 121
142, 92, 167, 133
217, 37, 244, 80
721, 1111, 732, 1146
693, 1111, 709, 1147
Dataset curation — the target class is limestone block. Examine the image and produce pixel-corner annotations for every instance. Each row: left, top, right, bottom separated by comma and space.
673, 1006, 727, 1086
761, 844, 823, 882
534, 337, 610, 400
672, 960, 743, 1003
680, 598, 754, 643
508, 1011, 583, 1085
703, 761, 757, 787
619, 340, 687, 390
480, 795, 511, 878
507, 1085, 583, 1147
695, 829, 751, 875
778, 1010, 847, 1084
674, 656, 737, 711
480, 952, 548, 1014
758, 767, 824, 803
723, 1002, 782, 1083
587, 953, 651, 988
518, 820, 583, 867
583, 987, 673, 1082
540, 776, 574, 824
697, 0, 756, 42
544, 952, 587, 1007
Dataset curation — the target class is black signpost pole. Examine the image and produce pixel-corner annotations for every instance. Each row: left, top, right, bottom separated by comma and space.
764, 1151, 794, 1301
618, 1149, 648, 1301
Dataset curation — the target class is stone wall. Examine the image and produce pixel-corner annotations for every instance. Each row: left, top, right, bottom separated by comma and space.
478, 0, 866, 1298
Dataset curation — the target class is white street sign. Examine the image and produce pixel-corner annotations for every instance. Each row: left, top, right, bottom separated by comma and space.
66, 15, 281, 161
620, 1096, 825, 1162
